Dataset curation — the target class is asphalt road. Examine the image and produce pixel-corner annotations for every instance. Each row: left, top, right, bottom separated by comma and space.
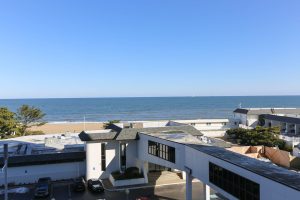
0, 181, 225, 200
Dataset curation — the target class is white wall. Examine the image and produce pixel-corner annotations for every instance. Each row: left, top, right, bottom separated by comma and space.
86, 141, 102, 180
86, 140, 120, 180
103, 140, 120, 178
234, 113, 259, 128
0, 162, 85, 185
86, 140, 140, 180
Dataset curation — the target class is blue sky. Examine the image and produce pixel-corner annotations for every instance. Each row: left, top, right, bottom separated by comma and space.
1, 0, 300, 98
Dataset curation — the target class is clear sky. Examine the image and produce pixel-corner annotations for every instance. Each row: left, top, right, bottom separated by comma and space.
1, 0, 300, 98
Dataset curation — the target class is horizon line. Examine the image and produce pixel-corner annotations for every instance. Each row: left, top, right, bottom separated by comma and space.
1, 94, 300, 100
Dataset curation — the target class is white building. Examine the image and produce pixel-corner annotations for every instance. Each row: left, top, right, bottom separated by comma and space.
233, 108, 300, 128
174, 119, 238, 137
0, 134, 85, 185
79, 121, 300, 200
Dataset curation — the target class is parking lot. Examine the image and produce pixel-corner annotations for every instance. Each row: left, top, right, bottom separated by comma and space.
0, 181, 224, 200
0, 180, 105, 200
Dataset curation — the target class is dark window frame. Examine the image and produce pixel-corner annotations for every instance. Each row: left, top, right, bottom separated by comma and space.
101, 143, 106, 171
148, 140, 175, 163
120, 143, 126, 171
209, 162, 260, 200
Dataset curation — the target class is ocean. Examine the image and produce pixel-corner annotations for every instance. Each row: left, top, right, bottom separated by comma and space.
0, 96, 300, 122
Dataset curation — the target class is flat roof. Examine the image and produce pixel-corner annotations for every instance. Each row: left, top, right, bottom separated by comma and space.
189, 144, 300, 192
142, 132, 204, 145
0, 133, 84, 156
142, 132, 231, 148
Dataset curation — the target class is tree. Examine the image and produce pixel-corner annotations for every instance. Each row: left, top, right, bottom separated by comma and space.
258, 115, 265, 126
226, 126, 286, 150
0, 107, 18, 138
104, 120, 121, 129
16, 105, 46, 136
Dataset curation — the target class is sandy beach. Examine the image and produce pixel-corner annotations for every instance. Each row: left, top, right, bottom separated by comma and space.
29, 122, 105, 134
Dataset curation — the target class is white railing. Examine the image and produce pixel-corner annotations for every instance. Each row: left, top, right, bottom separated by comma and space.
280, 135, 300, 143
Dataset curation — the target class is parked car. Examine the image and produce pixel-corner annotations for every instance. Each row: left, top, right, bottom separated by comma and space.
72, 177, 86, 192
136, 197, 150, 200
34, 177, 51, 198
87, 179, 104, 193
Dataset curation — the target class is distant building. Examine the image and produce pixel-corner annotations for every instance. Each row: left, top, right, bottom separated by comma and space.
233, 108, 300, 128
233, 108, 300, 147
172, 119, 238, 137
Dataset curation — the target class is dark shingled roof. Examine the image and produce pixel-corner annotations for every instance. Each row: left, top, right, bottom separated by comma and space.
263, 114, 300, 125
189, 144, 300, 192
0, 151, 85, 167
79, 130, 118, 141
115, 125, 203, 140
234, 108, 300, 115
78, 123, 202, 141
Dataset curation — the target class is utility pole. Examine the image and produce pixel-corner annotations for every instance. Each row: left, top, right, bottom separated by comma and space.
4, 144, 8, 200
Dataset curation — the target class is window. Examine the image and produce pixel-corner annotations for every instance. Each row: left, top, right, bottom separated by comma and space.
191, 123, 196, 126
222, 122, 227, 126
206, 123, 211, 126
101, 143, 106, 171
120, 143, 126, 171
148, 140, 175, 163
209, 162, 260, 200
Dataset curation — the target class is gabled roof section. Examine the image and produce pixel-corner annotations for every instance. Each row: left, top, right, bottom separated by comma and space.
79, 130, 118, 141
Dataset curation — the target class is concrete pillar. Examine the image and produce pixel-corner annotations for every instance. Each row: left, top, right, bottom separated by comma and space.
86, 142, 94, 180
286, 123, 289, 134
142, 161, 149, 183
86, 142, 102, 180
182, 171, 187, 180
295, 124, 297, 135
203, 183, 210, 200
186, 173, 192, 200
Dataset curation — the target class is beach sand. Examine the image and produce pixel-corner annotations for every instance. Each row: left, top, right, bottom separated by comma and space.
29, 122, 105, 134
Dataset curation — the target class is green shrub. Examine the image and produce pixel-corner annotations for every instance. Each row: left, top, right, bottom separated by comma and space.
226, 126, 286, 150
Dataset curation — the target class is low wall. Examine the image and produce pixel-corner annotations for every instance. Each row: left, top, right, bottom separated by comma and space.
109, 175, 146, 187
0, 161, 85, 186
